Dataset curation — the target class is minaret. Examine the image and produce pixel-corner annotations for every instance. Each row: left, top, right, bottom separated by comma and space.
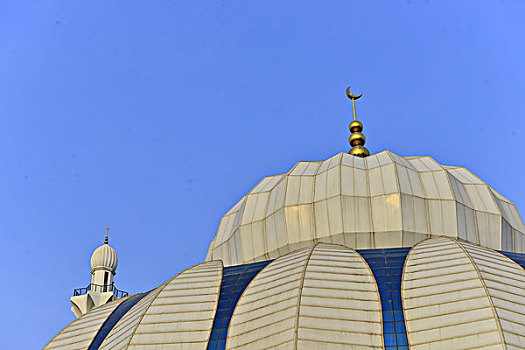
70, 228, 127, 318
89, 227, 117, 292
346, 86, 370, 157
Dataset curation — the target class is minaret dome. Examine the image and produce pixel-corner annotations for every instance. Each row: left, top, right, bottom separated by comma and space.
90, 243, 118, 273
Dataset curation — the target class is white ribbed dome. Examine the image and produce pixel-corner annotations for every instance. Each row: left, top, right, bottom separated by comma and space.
90, 244, 118, 272
206, 150, 525, 266
48, 239, 525, 350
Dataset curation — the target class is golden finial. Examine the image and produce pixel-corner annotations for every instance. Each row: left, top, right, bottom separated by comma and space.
346, 86, 369, 158
105, 227, 109, 244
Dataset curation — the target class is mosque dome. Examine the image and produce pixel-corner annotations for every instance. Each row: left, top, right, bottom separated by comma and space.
46, 151, 525, 350
46, 89, 525, 350
90, 243, 118, 272
206, 150, 525, 266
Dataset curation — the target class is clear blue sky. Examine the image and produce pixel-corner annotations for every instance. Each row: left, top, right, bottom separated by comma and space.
1, 1, 524, 348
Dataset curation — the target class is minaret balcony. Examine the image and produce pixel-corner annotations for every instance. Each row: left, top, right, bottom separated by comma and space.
73, 283, 128, 299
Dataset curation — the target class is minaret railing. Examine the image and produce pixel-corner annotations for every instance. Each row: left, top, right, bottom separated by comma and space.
73, 283, 129, 299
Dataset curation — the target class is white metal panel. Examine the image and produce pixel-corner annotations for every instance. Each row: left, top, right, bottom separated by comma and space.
285, 204, 314, 244
368, 167, 383, 197
397, 164, 413, 195
314, 200, 330, 239
314, 170, 328, 202
229, 230, 243, 265
433, 171, 454, 200
376, 151, 392, 166
299, 244, 383, 349
405, 157, 431, 172
477, 212, 501, 250
403, 237, 503, 350
327, 196, 344, 235
365, 153, 380, 169
250, 221, 267, 261
461, 242, 525, 349
226, 248, 310, 349
290, 162, 308, 176
381, 164, 399, 195
98, 287, 166, 350
456, 202, 477, 243
44, 297, 130, 350
419, 172, 439, 199
100, 261, 222, 350
226, 244, 383, 350
285, 176, 301, 206
298, 175, 315, 205
266, 178, 286, 216
341, 196, 372, 234
419, 157, 443, 171
371, 194, 402, 232
401, 194, 428, 234
447, 172, 471, 206
326, 166, 341, 198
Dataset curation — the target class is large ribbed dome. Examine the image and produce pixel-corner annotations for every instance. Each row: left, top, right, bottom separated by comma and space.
206, 150, 525, 266
90, 244, 118, 272
47, 150, 525, 350
46, 238, 525, 350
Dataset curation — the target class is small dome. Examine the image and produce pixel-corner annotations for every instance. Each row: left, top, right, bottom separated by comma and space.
90, 244, 118, 272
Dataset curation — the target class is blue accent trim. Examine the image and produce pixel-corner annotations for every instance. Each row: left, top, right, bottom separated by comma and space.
499, 250, 525, 269
207, 260, 272, 350
88, 293, 147, 350
358, 247, 411, 350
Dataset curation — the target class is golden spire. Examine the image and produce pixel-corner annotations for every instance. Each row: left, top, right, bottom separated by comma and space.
346, 86, 370, 157
105, 227, 109, 244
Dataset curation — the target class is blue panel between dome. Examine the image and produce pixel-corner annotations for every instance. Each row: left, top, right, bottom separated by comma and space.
207, 260, 272, 350
499, 250, 525, 269
88, 292, 147, 350
358, 247, 411, 350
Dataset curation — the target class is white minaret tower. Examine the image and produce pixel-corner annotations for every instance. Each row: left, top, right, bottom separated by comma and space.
70, 227, 126, 318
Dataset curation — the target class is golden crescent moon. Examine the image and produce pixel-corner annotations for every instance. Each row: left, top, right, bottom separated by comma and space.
346, 87, 363, 100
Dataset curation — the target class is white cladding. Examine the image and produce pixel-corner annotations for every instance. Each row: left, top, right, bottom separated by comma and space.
226, 243, 383, 350
99, 284, 165, 349
45, 297, 129, 350
49, 239, 525, 349
461, 241, 525, 348
402, 237, 525, 349
99, 261, 222, 349
206, 151, 525, 266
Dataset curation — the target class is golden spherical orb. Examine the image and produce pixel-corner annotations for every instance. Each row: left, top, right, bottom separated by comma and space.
349, 132, 366, 147
349, 120, 363, 133
349, 145, 370, 158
